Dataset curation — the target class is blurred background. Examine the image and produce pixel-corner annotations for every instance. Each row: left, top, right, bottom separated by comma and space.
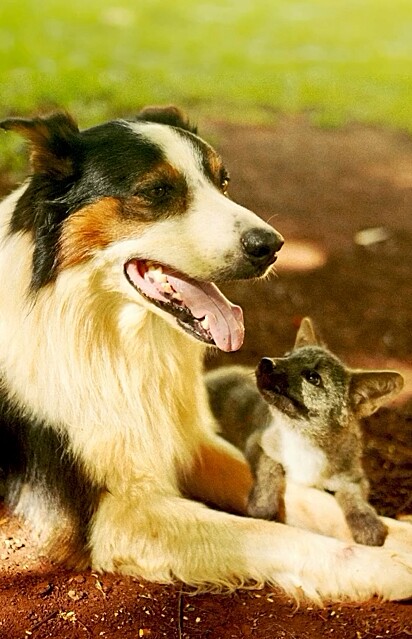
0, 0, 411, 374
1, 0, 412, 172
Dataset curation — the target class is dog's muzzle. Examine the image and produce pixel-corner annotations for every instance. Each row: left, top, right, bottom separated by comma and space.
124, 226, 283, 353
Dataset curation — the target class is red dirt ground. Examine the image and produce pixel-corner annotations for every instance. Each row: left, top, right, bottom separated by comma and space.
1, 115, 412, 638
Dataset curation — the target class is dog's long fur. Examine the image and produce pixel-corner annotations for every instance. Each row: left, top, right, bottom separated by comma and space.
0, 107, 412, 602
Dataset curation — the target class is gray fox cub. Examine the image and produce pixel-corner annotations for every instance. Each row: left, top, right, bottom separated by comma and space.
206, 317, 404, 546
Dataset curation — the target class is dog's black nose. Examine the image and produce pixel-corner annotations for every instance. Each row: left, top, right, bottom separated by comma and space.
241, 228, 284, 267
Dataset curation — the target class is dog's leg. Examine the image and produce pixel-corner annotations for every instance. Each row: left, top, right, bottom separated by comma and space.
184, 439, 412, 556
89, 489, 412, 602
381, 517, 412, 553
181, 439, 254, 514
285, 482, 412, 554
285, 482, 353, 540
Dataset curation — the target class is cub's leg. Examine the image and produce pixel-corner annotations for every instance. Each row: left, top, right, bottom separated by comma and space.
334, 479, 388, 546
286, 482, 399, 550
245, 431, 286, 522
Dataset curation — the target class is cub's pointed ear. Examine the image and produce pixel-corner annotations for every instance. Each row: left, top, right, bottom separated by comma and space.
135, 105, 197, 133
294, 316, 320, 348
0, 112, 79, 178
350, 370, 404, 417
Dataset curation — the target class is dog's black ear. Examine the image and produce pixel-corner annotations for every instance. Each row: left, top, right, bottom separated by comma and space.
0, 112, 79, 178
135, 105, 197, 134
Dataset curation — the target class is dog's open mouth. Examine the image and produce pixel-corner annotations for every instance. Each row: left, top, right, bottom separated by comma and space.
124, 259, 244, 352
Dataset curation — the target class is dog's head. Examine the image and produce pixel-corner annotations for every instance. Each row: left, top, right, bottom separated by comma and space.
0, 107, 283, 352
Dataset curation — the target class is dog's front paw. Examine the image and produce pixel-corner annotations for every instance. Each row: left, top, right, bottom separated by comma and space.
346, 509, 388, 546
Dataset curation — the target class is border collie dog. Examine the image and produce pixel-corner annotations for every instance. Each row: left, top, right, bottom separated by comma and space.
0, 106, 411, 602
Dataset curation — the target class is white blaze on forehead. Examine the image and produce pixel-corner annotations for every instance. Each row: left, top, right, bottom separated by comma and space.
126, 120, 270, 234
126, 121, 208, 184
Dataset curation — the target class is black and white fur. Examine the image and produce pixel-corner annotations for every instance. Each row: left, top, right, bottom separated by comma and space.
0, 106, 411, 602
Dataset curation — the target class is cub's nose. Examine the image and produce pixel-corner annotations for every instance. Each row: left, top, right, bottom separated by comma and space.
259, 357, 276, 376
256, 357, 287, 394
241, 228, 284, 268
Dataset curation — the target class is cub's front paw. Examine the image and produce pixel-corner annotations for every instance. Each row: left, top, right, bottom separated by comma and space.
347, 509, 388, 546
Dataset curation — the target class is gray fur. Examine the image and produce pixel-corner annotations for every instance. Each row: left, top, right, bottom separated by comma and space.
205, 317, 404, 546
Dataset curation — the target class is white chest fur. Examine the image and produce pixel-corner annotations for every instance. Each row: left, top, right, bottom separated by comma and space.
261, 413, 327, 488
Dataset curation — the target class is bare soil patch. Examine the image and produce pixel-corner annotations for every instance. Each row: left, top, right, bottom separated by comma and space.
1, 115, 412, 638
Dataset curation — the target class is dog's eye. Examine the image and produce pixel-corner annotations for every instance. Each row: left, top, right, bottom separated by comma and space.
302, 369, 322, 387
135, 184, 171, 201
148, 184, 170, 199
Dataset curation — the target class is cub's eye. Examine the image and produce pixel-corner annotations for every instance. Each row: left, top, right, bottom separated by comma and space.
302, 369, 322, 387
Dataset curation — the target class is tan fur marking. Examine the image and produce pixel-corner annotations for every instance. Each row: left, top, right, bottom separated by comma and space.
59, 197, 147, 269
122, 161, 190, 218
1, 113, 78, 176
30, 146, 74, 177
209, 151, 224, 176
132, 159, 182, 189
205, 149, 224, 186
48, 532, 91, 570
184, 443, 254, 514
47, 490, 109, 570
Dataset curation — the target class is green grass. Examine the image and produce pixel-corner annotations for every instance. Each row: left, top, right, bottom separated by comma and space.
1, 0, 412, 136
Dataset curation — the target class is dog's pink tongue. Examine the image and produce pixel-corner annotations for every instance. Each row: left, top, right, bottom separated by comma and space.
167, 274, 244, 352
